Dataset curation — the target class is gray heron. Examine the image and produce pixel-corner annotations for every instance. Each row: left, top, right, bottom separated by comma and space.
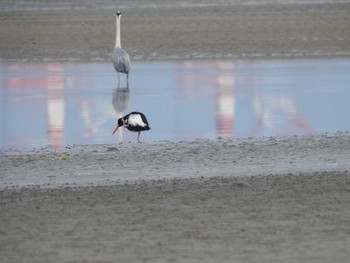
112, 11, 130, 86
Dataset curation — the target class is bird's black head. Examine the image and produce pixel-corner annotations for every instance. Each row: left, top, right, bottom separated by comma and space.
117, 117, 124, 127
112, 117, 126, 135
116, 11, 122, 16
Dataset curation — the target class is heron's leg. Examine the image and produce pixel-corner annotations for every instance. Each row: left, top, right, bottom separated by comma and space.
117, 72, 120, 87
127, 73, 129, 88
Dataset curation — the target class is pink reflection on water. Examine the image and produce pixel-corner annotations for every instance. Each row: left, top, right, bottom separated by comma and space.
173, 60, 314, 139
46, 64, 65, 148
1, 63, 101, 149
2, 63, 66, 148
215, 61, 235, 138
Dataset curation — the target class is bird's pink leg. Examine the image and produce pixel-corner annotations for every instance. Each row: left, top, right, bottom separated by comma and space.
137, 132, 141, 143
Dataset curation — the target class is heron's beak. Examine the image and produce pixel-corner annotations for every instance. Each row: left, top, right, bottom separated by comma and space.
112, 125, 120, 135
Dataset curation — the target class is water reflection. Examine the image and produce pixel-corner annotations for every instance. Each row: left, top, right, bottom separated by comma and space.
215, 62, 235, 138
239, 60, 314, 137
46, 64, 65, 148
112, 85, 130, 143
1, 59, 350, 149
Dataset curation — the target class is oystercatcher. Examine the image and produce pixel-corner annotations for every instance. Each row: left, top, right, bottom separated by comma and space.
112, 112, 150, 143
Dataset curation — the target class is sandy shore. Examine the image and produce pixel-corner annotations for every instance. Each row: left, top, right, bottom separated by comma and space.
1, 133, 350, 262
0, 3, 350, 61
1, 133, 350, 190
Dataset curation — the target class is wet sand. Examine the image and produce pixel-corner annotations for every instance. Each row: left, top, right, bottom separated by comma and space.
1, 2, 350, 262
0, 3, 350, 61
1, 172, 350, 262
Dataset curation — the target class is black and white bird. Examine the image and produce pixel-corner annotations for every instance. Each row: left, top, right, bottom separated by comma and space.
112, 112, 151, 143
112, 11, 130, 86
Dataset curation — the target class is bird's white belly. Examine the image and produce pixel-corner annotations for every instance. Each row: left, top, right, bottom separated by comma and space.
127, 114, 147, 127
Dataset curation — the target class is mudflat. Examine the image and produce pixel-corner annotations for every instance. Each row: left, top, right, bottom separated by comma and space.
1, 172, 350, 263
0, 3, 350, 61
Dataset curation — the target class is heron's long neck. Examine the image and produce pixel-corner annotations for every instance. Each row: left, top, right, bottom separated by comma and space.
115, 16, 121, 48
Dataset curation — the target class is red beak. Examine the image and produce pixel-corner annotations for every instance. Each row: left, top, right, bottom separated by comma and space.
112, 125, 120, 135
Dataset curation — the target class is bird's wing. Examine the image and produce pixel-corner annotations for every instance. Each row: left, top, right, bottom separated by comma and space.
119, 50, 130, 71
128, 114, 147, 127
112, 48, 130, 73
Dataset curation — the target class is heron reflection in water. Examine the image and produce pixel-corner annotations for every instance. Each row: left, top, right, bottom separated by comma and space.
112, 84, 130, 142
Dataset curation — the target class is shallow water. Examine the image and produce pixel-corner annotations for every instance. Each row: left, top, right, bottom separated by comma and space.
1, 59, 350, 149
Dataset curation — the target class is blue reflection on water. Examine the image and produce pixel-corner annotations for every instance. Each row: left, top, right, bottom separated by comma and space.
0, 59, 350, 149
